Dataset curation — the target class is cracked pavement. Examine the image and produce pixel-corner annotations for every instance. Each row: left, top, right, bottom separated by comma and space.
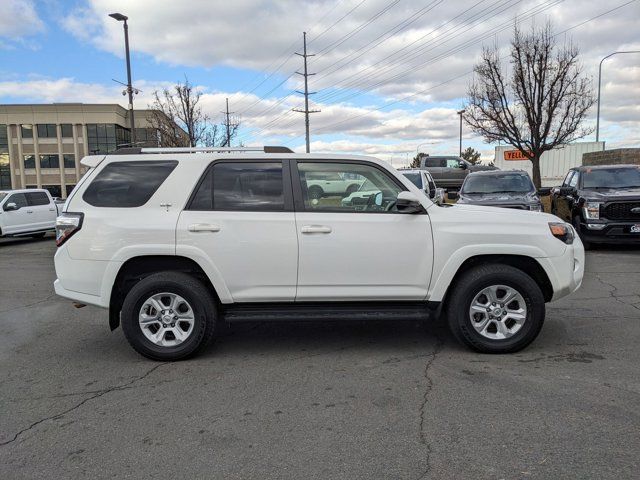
1, 236, 639, 479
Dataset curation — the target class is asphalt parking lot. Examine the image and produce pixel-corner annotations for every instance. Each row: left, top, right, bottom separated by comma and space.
1, 235, 639, 479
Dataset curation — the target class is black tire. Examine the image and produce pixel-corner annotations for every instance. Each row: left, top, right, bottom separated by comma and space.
308, 186, 323, 201
447, 264, 545, 353
30, 232, 47, 239
121, 272, 216, 361
572, 215, 591, 250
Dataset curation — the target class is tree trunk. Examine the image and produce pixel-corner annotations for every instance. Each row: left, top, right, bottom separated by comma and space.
530, 155, 542, 189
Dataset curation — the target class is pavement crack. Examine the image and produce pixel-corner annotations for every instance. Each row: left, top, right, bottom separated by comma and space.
417, 334, 444, 479
0, 293, 57, 315
0, 362, 167, 447
596, 274, 640, 312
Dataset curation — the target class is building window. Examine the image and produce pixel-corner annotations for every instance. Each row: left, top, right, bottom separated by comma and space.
42, 185, 62, 198
40, 154, 60, 169
24, 155, 36, 169
0, 125, 8, 149
37, 124, 57, 138
61, 124, 73, 138
63, 154, 75, 168
21, 125, 33, 139
87, 123, 131, 154
0, 152, 10, 189
135, 127, 160, 147
65, 184, 76, 196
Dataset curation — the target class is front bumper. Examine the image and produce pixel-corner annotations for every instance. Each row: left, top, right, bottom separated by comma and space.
537, 239, 585, 302
579, 220, 640, 245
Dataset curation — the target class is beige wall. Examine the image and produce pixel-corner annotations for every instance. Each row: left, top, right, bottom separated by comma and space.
0, 104, 155, 197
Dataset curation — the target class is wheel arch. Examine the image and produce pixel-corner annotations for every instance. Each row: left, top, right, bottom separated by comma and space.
108, 255, 221, 331
434, 254, 554, 306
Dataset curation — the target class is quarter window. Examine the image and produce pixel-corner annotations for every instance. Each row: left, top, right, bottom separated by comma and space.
190, 162, 284, 211
83, 161, 177, 208
297, 162, 404, 213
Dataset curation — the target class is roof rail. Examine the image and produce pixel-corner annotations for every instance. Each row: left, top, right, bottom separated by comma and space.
112, 146, 293, 155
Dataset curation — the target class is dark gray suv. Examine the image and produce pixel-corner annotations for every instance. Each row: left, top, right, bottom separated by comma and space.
454, 170, 543, 211
419, 156, 497, 190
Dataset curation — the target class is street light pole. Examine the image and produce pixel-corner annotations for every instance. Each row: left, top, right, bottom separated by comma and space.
109, 12, 136, 146
596, 50, 640, 142
457, 110, 465, 157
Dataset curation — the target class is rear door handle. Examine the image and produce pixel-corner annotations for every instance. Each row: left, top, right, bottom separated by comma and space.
188, 223, 221, 232
301, 225, 332, 234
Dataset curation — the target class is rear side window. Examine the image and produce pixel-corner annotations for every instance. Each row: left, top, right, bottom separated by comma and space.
189, 162, 284, 211
83, 161, 177, 208
424, 158, 445, 167
26, 192, 50, 206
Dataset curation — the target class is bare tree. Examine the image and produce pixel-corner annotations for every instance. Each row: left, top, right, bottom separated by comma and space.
149, 77, 239, 148
465, 24, 594, 187
460, 147, 481, 165
410, 152, 428, 168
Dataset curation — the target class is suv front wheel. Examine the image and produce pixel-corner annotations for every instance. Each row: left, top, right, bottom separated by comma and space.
447, 264, 545, 353
121, 272, 216, 361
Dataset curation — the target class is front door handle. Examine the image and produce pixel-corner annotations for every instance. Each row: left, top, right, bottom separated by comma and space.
301, 225, 332, 234
188, 223, 221, 232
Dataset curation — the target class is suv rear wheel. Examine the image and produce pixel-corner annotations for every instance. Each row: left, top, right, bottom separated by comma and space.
447, 264, 545, 353
121, 272, 216, 361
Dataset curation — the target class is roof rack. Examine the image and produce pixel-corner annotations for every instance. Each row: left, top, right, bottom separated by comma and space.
112, 146, 293, 155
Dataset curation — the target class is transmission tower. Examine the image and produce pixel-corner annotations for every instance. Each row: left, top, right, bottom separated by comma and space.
293, 32, 320, 153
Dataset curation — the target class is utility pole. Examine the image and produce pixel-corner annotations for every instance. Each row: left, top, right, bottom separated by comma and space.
293, 32, 320, 153
221, 97, 238, 147
457, 110, 465, 157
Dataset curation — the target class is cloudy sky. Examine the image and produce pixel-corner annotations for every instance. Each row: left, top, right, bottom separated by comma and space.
1, 0, 638, 165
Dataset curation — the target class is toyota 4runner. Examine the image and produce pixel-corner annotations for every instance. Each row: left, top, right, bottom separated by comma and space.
54, 147, 584, 361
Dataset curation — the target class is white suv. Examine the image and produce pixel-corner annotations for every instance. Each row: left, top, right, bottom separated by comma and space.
54, 147, 584, 360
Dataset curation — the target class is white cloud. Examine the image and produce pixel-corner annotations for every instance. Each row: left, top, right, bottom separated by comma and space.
0, 0, 44, 38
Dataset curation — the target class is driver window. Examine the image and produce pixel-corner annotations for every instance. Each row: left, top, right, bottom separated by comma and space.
562, 171, 574, 187
4, 193, 28, 210
568, 172, 579, 188
297, 162, 404, 213
446, 159, 462, 168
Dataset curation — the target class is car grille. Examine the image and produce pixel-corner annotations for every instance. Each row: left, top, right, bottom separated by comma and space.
603, 202, 640, 221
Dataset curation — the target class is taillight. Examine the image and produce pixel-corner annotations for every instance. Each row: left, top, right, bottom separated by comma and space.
56, 212, 84, 247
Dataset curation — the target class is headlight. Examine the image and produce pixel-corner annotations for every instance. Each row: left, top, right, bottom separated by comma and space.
530, 204, 543, 212
548, 222, 574, 244
583, 201, 601, 220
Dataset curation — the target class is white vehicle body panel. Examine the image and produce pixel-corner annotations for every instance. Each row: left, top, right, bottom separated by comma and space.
0, 188, 57, 236
295, 211, 433, 301
54, 152, 584, 312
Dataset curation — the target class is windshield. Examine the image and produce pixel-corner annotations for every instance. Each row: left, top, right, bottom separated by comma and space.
582, 167, 640, 189
402, 173, 422, 188
462, 173, 534, 194
0, 192, 7, 203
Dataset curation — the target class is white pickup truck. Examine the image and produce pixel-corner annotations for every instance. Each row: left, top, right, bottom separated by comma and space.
0, 188, 61, 238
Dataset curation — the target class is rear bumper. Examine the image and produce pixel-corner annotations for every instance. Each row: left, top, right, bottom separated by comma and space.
54, 279, 107, 308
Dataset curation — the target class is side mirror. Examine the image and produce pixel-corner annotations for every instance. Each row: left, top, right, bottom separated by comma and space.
459, 161, 468, 170
537, 187, 551, 196
433, 188, 446, 205
396, 191, 425, 214
4, 202, 18, 211
448, 191, 459, 200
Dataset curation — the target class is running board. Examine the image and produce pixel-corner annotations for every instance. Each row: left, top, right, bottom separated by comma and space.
221, 302, 439, 323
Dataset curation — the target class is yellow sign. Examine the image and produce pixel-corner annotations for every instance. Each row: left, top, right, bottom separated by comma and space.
503, 150, 531, 161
